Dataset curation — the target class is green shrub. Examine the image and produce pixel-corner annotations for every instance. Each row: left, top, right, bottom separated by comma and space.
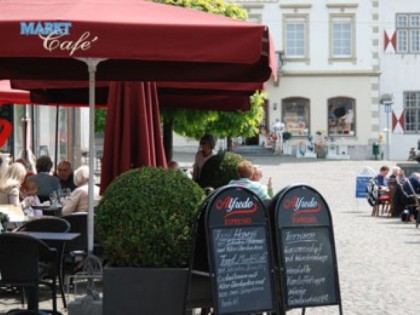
96, 167, 205, 268
197, 151, 244, 189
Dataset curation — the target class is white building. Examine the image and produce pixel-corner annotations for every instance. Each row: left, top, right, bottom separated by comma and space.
379, 0, 420, 160
8, 0, 420, 163
238, 0, 382, 159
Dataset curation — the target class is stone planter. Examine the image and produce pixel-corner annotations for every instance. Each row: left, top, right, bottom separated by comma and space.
103, 267, 189, 315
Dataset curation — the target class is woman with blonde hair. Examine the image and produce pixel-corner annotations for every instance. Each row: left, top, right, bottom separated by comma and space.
0, 162, 27, 207
62, 165, 101, 215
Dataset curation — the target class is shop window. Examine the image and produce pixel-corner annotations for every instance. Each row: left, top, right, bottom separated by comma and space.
282, 98, 310, 136
328, 97, 355, 136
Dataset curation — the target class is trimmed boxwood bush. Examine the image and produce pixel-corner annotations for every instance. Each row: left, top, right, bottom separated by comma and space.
96, 167, 205, 268
197, 151, 244, 189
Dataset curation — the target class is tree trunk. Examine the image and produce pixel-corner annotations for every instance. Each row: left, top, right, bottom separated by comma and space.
163, 120, 173, 162
227, 136, 233, 152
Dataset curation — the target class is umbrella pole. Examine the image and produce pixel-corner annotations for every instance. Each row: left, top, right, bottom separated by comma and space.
77, 57, 107, 254
54, 104, 59, 171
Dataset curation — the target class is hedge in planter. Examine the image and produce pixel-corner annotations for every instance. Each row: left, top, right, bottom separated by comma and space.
96, 167, 205, 268
197, 151, 244, 189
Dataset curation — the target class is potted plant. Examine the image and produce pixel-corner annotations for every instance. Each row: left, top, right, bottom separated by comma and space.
0, 212, 9, 232
96, 167, 205, 315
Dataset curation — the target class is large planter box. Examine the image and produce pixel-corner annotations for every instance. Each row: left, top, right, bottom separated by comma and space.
103, 267, 189, 315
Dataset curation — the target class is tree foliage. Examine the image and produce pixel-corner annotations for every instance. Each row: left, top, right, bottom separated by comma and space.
162, 91, 267, 140
154, 0, 247, 19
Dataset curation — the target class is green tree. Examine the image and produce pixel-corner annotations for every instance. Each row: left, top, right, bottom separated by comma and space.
95, 108, 106, 134
163, 90, 266, 139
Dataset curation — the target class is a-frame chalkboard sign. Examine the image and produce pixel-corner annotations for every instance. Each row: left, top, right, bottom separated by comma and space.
272, 184, 343, 315
203, 185, 278, 315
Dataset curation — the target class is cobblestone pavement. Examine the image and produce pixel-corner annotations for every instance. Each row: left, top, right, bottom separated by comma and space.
177, 153, 420, 315
1, 152, 419, 315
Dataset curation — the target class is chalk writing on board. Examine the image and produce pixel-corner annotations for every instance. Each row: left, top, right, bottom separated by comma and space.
212, 226, 273, 313
281, 228, 336, 307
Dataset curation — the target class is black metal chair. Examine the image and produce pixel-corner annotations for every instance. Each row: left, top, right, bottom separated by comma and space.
0, 233, 59, 314
61, 213, 88, 278
16, 217, 71, 309
392, 181, 419, 221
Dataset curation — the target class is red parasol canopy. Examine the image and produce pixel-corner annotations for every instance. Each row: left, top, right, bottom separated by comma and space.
0, 80, 30, 105
0, 0, 275, 252
12, 80, 259, 111
0, 0, 274, 82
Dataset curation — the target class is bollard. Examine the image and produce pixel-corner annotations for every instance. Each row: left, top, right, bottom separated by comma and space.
372, 143, 380, 160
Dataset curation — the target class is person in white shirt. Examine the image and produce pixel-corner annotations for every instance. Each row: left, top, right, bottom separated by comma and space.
62, 165, 101, 215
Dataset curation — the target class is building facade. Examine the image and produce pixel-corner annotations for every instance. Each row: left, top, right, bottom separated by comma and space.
239, 0, 382, 159
379, 0, 420, 160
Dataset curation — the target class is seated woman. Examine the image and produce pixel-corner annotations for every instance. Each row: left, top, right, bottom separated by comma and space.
0, 162, 27, 207
251, 165, 274, 198
229, 160, 271, 201
62, 165, 101, 215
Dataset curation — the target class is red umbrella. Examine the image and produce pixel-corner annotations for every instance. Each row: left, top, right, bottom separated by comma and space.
0, 0, 275, 252
13, 80, 258, 111
0, 80, 30, 105
0, 0, 273, 82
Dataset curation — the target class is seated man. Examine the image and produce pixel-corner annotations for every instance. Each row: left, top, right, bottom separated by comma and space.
403, 172, 420, 195
402, 172, 420, 222
26, 155, 60, 203
229, 160, 271, 201
56, 160, 77, 192
372, 165, 391, 215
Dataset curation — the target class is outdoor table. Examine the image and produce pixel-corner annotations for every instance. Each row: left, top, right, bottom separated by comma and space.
14, 231, 80, 241
32, 205, 63, 217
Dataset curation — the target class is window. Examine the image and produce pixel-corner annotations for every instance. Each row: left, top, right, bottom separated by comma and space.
282, 98, 310, 136
328, 97, 356, 137
404, 91, 420, 133
330, 15, 354, 59
284, 16, 307, 59
396, 14, 420, 54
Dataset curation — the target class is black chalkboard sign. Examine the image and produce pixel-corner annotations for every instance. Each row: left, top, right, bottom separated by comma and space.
273, 185, 343, 314
205, 185, 276, 315
281, 227, 336, 307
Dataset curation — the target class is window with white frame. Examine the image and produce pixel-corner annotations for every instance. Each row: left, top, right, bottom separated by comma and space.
328, 97, 356, 137
397, 14, 420, 53
282, 98, 310, 136
331, 15, 354, 58
284, 16, 307, 59
404, 91, 420, 133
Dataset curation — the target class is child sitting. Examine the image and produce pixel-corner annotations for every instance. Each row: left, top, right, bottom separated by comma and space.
21, 181, 42, 217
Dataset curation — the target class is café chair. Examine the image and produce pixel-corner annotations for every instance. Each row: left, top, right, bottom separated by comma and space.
16, 217, 71, 309
61, 213, 88, 279
387, 179, 397, 216
0, 233, 60, 314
